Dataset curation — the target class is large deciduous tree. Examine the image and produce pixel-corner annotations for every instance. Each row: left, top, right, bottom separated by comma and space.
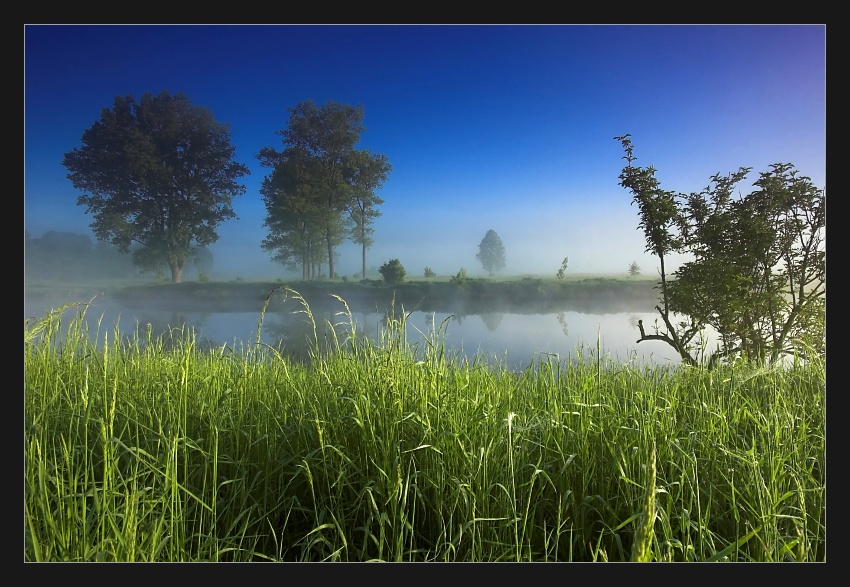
260, 100, 390, 280
614, 134, 825, 368
62, 91, 249, 283
476, 229, 506, 276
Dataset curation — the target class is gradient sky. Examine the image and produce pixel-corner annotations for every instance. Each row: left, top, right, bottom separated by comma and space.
24, 24, 826, 279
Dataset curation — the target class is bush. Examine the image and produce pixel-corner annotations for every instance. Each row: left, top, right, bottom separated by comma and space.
450, 267, 470, 288
379, 259, 406, 285
424, 266, 435, 278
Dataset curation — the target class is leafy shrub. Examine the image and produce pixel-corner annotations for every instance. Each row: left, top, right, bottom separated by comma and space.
450, 267, 469, 288
379, 259, 406, 285
424, 266, 435, 278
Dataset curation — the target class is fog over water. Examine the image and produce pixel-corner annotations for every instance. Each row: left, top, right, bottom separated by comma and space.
24, 285, 709, 371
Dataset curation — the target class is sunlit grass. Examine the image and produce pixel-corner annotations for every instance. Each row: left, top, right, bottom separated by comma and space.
24, 289, 826, 561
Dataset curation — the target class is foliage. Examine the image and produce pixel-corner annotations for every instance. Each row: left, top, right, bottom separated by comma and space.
476, 229, 506, 276
259, 100, 390, 280
62, 91, 249, 283
25, 230, 137, 281
378, 258, 406, 285
614, 134, 825, 367
192, 247, 214, 278
556, 256, 569, 280
346, 149, 392, 278
424, 266, 435, 278
450, 267, 470, 288
628, 261, 641, 277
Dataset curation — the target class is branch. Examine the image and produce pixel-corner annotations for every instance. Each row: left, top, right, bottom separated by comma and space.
636, 319, 674, 344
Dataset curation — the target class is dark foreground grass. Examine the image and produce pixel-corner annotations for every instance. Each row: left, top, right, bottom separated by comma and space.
24, 289, 826, 561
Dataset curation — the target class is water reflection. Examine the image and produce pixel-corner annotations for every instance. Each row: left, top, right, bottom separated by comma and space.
480, 312, 504, 332
25, 295, 691, 370
557, 312, 569, 337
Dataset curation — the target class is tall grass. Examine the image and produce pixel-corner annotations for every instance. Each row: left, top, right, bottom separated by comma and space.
24, 289, 826, 561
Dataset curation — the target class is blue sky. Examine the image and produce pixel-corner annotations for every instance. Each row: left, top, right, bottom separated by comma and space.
24, 24, 826, 279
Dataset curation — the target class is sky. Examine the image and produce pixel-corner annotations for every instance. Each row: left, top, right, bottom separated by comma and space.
24, 24, 826, 280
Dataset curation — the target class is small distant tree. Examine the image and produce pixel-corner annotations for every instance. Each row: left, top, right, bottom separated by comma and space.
450, 267, 470, 288
628, 261, 641, 277
476, 229, 506, 276
424, 266, 435, 278
192, 247, 214, 277
556, 257, 569, 280
379, 258, 406, 285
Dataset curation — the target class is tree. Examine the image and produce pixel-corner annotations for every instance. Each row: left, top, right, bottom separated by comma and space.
62, 91, 249, 283
614, 134, 824, 368
345, 150, 392, 279
259, 147, 325, 279
379, 259, 406, 285
451, 267, 470, 288
25, 230, 139, 280
556, 257, 569, 280
628, 261, 641, 277
476, 229, 506, 276
25, 230, 92, 281
260, 100, 389, 280
192, 247, 214, 279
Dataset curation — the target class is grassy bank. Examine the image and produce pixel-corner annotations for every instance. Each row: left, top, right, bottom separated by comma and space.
24, 292, 826, 561
91, 275, 662, 315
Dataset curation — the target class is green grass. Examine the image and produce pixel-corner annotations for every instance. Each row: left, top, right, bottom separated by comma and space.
24, 289, 826, 561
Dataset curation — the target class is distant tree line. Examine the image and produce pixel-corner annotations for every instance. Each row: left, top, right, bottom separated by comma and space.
25, 230, 214, 282
25, 230, 137, 281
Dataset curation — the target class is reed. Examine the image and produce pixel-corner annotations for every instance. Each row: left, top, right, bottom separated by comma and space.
24, 290, 826, 561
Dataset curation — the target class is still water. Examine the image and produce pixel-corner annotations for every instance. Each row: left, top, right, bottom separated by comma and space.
25, 294, 702, 371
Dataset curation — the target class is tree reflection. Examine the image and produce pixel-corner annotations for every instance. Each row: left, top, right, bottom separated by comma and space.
480, 312, 504, 332
130, 311, 218, 351
261, 308, 337, 362
451, 312, 468, 326
557, 312, 569, 337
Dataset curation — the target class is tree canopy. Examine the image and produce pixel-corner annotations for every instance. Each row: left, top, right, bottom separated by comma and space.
62, 91, 249, 283
476, 229, 506, 276
259, 100, 390, 280
614, 134, 825, 368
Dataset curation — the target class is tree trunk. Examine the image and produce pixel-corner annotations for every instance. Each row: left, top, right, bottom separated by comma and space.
169, 260, 183, 283
326, 237, 335, 279
362, 244, 366, 279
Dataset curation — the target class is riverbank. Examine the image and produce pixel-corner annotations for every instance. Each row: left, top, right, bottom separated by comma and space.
45, 276, 663, 315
